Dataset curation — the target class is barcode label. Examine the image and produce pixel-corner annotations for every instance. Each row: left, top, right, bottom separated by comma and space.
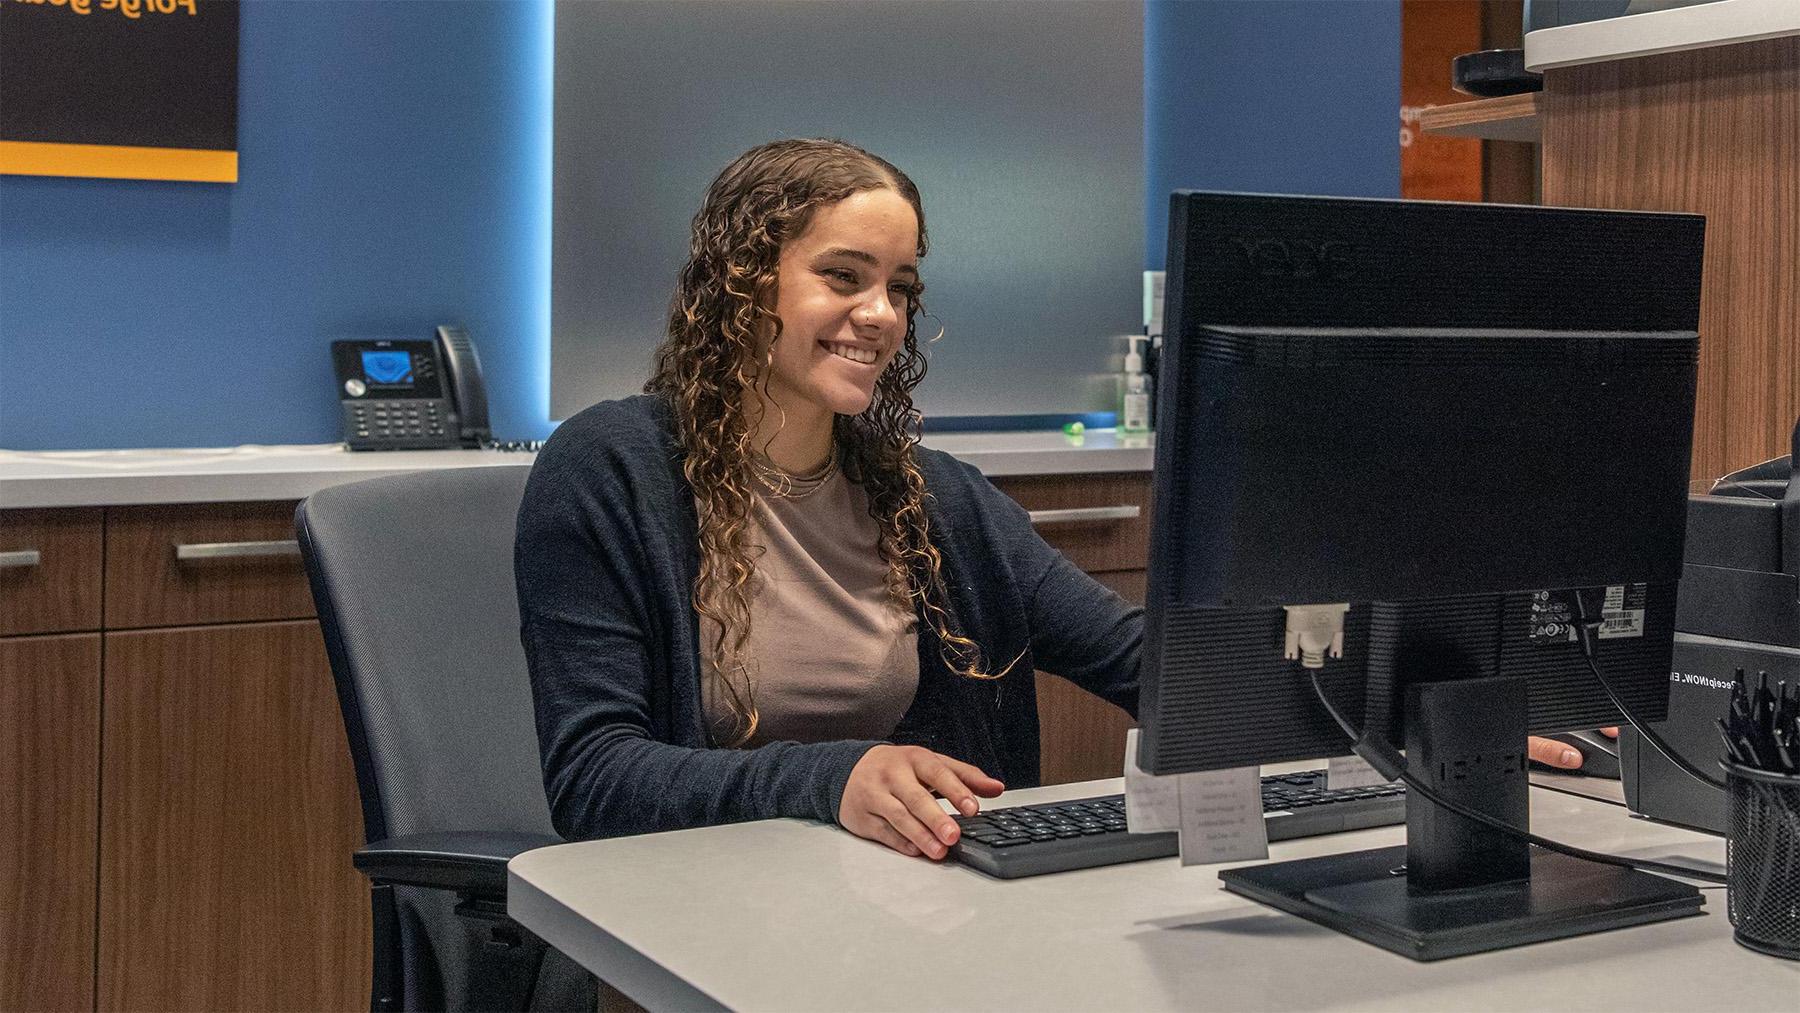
1597, 583, 1647, 639
1597, 608, 1645, 639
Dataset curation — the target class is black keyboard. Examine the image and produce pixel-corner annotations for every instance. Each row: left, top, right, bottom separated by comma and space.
949, 769, 1406, 879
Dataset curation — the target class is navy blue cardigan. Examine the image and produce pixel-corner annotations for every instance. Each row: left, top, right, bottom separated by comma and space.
515, 395, 1142, 842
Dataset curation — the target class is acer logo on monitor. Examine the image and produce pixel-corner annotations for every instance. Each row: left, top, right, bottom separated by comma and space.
1228, 238, 1359, 281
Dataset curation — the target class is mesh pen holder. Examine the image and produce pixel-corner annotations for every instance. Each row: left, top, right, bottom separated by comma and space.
1725, 761, 1800, 959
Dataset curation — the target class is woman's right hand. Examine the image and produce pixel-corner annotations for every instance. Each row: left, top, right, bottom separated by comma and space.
838, 745, 1006, 860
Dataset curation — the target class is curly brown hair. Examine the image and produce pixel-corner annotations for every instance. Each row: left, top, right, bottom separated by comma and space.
645, 138, 1012, 746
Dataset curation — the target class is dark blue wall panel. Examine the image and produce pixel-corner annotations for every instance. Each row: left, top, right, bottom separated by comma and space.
1146, 0, 1401, 269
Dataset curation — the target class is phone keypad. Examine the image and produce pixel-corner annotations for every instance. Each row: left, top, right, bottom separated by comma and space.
349, 400, 447, 444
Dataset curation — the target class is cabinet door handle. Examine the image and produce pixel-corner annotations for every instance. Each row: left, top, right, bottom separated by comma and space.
0, 549, 42, 569
1026, 505, 1141, 526
173, 540, 302, 561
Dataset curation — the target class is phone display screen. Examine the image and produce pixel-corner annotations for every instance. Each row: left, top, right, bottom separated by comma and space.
361, 350, 414, 386
333, 339, 443, 400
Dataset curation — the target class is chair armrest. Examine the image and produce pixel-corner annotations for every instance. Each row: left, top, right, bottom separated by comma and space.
354, 831, 562, 898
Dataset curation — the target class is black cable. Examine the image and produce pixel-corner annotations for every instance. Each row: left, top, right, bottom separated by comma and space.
1307, 668, 1728, 886
1569, 592, 1728, 792
1705, 478, 1783, 500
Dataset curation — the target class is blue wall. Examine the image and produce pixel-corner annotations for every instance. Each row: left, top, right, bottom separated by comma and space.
0, 0, 553, 450
0, 0, 1397, 451
1146, 0, 1402, 270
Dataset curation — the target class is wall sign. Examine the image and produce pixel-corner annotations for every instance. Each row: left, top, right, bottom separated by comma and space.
0, 0, 239, 182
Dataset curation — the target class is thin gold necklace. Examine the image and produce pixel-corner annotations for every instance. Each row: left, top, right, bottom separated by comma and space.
749, 446, 839, 500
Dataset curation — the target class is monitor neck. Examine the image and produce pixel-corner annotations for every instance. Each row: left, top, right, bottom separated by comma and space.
1402, 675, 1531, 891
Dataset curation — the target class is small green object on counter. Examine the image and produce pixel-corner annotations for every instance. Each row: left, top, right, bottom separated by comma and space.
1062, 421, 1086, 437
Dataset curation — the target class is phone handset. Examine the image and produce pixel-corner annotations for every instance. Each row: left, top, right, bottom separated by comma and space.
435, 324, 492, 448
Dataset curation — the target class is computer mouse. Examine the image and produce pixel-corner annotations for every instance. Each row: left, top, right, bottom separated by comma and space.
1533, 730, 1621, 780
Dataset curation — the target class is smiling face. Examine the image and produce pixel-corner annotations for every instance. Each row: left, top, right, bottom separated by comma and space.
755, 187, 921, 424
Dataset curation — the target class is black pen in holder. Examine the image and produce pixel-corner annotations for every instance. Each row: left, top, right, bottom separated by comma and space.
1725, 761, 1800, 960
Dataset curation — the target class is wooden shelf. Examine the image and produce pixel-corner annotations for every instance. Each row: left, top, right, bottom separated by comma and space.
1418, 92, 1540, 144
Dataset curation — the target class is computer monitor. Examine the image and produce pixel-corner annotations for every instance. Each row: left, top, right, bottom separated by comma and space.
1137, 192, 1707, 960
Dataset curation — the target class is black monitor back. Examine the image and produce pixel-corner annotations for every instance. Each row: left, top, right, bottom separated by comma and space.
1138, 193, 1704, 776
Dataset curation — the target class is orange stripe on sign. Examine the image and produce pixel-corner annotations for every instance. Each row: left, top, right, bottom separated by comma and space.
0, 140, 237, 182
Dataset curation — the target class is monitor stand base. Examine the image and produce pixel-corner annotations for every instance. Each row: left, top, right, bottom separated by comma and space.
1220, 844, 1704, 961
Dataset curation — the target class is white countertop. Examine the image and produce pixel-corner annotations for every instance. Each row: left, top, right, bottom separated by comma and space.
0, 430, 1153, 509
1524, 0, 1800, 71
509, 776, 1756, 1013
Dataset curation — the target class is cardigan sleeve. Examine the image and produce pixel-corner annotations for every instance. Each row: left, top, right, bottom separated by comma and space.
944, 457, 1143, 718
1025, 547, 1143, 717
515, 421, 882, 842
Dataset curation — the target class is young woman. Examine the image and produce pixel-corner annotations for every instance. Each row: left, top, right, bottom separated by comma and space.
514, 138, 1602, 863
514, 138, 1141, 861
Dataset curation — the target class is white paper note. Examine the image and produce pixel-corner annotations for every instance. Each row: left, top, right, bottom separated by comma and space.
1122, 728, 1180, 833
1327, 752, 1387, 789
1177, 765, 1269, 866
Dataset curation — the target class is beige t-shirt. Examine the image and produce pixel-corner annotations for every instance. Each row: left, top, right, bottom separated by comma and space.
699, 467, 920, 747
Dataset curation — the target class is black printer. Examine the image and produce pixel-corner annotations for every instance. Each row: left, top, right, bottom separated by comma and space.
1622, 419, 1800, 834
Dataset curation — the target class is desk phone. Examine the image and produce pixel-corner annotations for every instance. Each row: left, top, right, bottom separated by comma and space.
332, 326, 491, 451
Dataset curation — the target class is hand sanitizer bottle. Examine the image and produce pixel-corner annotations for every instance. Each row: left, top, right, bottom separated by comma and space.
1120, 336, 1152, 433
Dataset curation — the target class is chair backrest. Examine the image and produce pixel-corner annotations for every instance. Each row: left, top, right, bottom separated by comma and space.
296, 466, 554, 844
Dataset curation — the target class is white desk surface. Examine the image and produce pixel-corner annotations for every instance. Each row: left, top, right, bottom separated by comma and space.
0, 430, 1151, 509
508, 774, 1791, 1013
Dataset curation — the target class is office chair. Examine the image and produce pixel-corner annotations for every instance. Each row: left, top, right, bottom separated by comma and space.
296, 467, 595, 1012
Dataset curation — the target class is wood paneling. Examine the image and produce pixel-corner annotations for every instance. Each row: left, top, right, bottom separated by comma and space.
1, 634, 100, 1013
1401, 0, 1486, 201
105, 502, 314, 629
1037, 570, 1143, 786
990, 473, 1151, 573
1540, 36, 1800, 482
1416, 92, 1539, 143
0, 508, 102, 637
1479, 0, 1537, 205
1479, 0, 1521, 49
1409, 2, 1539, 202
98, 620, 368, 1012
1482, 136, 1538, 205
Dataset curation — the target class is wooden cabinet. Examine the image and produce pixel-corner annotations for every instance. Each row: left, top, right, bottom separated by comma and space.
2, 467, 1145, 1008
0, 505, 369, 1013
1, 633, 101, 1013
990, 472, 1152, 573
98, 622, 367, 1012
104, 503, 317, 629
0, 507, 102, 636
991, 473, 1151, 785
